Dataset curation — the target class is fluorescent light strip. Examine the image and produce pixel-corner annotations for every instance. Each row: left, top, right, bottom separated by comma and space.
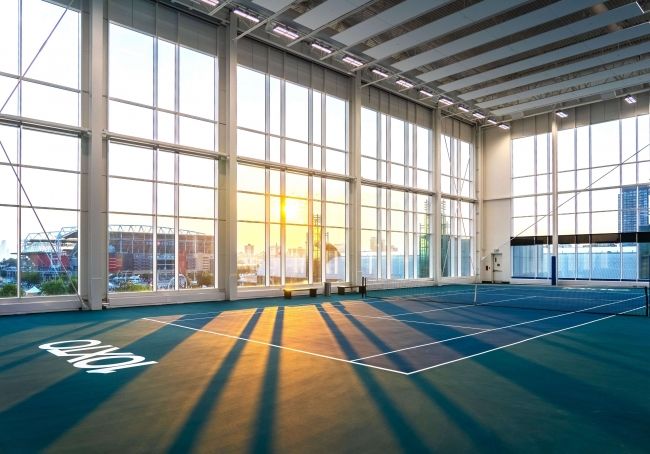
419, 90, 434, 97
273, 26, 299, 40
233, 9, 260, 23
556, 111, 568, 118
439, 97, 454, 106
311, 42, 333, 54
487, 119, 497, 125
473, 112, 485, 119
342, 56, 363, 67
498, 123, 510, 130
457, 105, 470, 113
396, 79, 414, 89
201, 0, 218, 6
372, 68, 389, 78
624, 95, 637, 104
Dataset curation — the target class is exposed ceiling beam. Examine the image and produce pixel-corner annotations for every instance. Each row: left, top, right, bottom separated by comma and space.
365, 0, 527, 61
492, 73, 650, 116
460, 41, 650, 100
438, 23, 650, 92
478, 58, 650, 109
417, 2, 644, 83
394, 0, 603, 73
294, 0, 369, 30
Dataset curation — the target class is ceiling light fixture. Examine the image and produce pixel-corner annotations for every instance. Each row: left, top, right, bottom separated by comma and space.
624, 95, 637, 104
438, 97, 454, 106
311, 42, 332, 54
556, 111, 568, 118
487, 119, 497, 125
498, 123, 511, 130
419, 89, 434, 97
372, 68, 389, 78
233, 8, 260, 23
273, 25, 299, 40
457, 105, 470, 113
396, 79, 413, 89
342, 56, 363, 67
200, 0, 218, 6
473, 112, 485, 119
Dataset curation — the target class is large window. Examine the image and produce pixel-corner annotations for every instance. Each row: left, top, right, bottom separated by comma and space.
440, 135, 475, 277
108, 23, 217, 151
359, 107, 433, 280
108, 143, 216, 292
510, 115, 649, 282
0, 126, 80, 298
236, 66, 348, 287
511, 133, 552, 278
0, 0, 81, 299
0, 0, 80, 126
556, 116, 649, 281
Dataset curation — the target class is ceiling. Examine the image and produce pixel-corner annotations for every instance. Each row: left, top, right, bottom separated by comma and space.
166, 0, 650, 125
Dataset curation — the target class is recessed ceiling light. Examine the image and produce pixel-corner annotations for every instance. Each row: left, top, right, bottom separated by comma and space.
438, 97, 453, 106
311, 42, 332, 54
396, 79, 414, 89
498, 123, 510, 130
556, 111, 568, 118
372, 68, 389, 78
272, 25, 299, 40
233, 8, 260, 23
342, 56, 363, 67
624, 95, 637, 104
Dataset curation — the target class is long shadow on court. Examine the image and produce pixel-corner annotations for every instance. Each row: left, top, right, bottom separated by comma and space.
168, 308, 266, 453
316, 306, 430, 452
0, 319, 133, 375
328, 303, 510, 451
0, 312, 217, 452
247, 307, 284, 453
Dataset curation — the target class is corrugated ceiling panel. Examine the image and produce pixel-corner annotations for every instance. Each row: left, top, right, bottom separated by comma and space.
295, 0, 369, 30
492, 73, 650, 116
478, 59, 650, 109
251, 0, 294, 12
365, 0, 526, 60
439, 23, 650, 92
460, 42, 650, 100
394, 0, 601, 72
418, 3, 642, 82
331, 0, 450, 46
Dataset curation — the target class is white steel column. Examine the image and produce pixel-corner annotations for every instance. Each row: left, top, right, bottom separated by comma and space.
219, 15, 238, 299
551, 114, 559, 275
348, 72, 362, 284
85, 0, 108, 310
475, 126, 483, 283
433, 108, 442, 284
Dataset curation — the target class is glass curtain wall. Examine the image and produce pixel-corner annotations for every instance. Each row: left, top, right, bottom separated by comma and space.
0, 0, 81, 299
236, 66, 348, 287
555, 115, 650, 281
360, 107, 433, 280
511, 133, 552, 278
107, 18, 218, 293
441, 135, 475, 277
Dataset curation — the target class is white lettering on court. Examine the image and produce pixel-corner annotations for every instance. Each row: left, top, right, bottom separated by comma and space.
39, 339, 157, 374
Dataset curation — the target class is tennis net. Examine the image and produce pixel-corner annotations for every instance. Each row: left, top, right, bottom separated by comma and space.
372, 284, 649, 317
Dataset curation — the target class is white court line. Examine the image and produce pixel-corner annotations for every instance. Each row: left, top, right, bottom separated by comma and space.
351, 296, 644, 362
406, 305, 642, 375
141, 317, 409, 375
385, 295, 536, 317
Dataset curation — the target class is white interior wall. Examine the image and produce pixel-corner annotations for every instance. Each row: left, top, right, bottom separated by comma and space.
480, 126, 511, 282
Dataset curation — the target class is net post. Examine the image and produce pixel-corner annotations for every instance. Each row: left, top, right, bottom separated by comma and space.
551, 256, 557, 286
